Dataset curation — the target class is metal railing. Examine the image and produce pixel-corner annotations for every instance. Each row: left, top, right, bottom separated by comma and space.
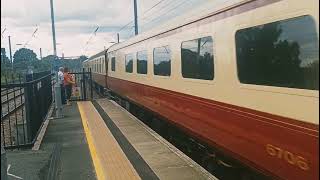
69, 68, 93, 101
1, 71, 53, 149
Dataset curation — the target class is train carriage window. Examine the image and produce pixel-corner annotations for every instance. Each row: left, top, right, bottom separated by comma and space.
111, 57, 116, 71
137, 50, 148, 74
153, 46, 171, 76
181, 36, 214, 80
235, 15, 319, 90
125, 54, 134, 73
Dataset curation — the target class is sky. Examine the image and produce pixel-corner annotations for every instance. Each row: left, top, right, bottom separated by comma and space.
1, 0, 224, 59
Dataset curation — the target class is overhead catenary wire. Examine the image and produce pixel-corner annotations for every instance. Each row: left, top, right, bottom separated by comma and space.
82, 26, 100, 54
116, 0, 189, 40
140, 0, 180, 22
118, 21, 134, 32
140, 0, 167, 18
1, 27, 6, 38
116, 0, 169, 35
23, 25, 39, 47
142, 0, 191, 26
112, 0, 172, 43
88, 0, 190, 54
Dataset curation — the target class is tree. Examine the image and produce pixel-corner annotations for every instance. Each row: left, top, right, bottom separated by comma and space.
41, 55, 89, 71
78, 55, 88, 62
1, 48, 13, 76
1, 48, 11, 64
42, 55, 57, 63
13, 48, 38, 63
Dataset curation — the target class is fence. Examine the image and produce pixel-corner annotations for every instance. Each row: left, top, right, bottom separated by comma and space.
1, 69, 92, 149
69, 68, 93, 101
1, 71, 53, 149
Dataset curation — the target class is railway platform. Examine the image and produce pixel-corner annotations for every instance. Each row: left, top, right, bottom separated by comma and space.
3, 102, 96, 180
78, 98, 217, 180
2, 96, 217, 180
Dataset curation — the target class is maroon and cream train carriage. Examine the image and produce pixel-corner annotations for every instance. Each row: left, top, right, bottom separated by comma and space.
83, 50, 107, 89
84, 0, 319, 179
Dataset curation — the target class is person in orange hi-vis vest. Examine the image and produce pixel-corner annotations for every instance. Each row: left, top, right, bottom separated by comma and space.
63, 67, 75, 106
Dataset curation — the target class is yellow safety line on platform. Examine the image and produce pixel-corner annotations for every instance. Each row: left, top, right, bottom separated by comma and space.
78, 102, 106, 180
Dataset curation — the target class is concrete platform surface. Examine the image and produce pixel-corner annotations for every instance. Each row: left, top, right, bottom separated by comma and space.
5, 150, 51, 180
40, 102, 97, 180
93, 99, 218, 180
78, 101, 140, 180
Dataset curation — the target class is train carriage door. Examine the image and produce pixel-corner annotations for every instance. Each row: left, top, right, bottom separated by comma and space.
105, 50, 109, 89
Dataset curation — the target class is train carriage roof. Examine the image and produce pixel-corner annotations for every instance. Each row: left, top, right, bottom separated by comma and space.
107, 0, 246, 52
83, 49, 107, 63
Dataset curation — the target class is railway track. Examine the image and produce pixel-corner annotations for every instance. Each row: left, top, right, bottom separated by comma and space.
1, 87, 25, 120
1, 87, 26, 147
1, 71, 53, 148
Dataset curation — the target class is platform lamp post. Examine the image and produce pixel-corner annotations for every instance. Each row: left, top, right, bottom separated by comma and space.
133, 0, 138, 35
40, 48, 42, 60
50, 0, 62, 118
117, 33, 120, 43
8, 36, 13, 70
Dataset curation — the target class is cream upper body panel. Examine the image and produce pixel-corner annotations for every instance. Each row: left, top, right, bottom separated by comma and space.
107, 0, 319, 125
86, 55, 106, 75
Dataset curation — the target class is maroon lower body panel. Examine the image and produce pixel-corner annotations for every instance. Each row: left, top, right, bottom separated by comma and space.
107, 76, 319, 180
92, 73, 106, 87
